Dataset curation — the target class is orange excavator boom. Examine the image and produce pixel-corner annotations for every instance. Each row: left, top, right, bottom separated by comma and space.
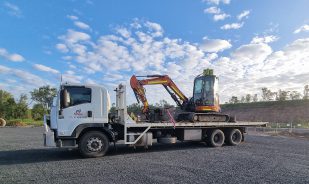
130, 75, 188, 114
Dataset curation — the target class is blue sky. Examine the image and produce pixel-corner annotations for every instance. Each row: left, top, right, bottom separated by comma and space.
1, 0, 309, 104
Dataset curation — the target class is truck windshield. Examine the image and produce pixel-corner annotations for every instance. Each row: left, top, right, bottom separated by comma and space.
61, 87, 91, 108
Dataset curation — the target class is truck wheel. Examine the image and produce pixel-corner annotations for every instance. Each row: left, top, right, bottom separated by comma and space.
207, 129, 225, 147
78, 131, 110, 158
226, 129, 242, 146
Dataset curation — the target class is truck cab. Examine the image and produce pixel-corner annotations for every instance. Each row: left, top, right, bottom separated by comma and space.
45, 83, 112, 148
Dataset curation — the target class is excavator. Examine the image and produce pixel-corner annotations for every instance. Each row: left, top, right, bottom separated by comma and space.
130, 69, 233, 122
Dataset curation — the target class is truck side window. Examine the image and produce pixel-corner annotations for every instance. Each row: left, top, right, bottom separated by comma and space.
61, 87, 91, 108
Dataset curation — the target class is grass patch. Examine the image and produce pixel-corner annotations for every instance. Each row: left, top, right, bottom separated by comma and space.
5, 119, 43, 127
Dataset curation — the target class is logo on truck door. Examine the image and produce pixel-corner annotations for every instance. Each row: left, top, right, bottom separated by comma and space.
72, 109, 87, 118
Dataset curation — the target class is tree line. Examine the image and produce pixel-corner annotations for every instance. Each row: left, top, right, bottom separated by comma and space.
0, 86, 56, 121
228, 85, 309, 104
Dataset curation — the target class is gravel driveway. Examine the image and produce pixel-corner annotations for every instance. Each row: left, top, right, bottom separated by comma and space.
0, 127, 308, 184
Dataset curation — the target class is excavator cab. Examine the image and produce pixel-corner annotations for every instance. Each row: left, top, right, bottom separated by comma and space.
193, 69, 220, 112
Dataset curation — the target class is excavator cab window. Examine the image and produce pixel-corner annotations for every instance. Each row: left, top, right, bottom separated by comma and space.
193, 76, 215, 106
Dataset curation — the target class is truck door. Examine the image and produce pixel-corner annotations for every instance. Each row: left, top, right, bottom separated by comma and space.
57, 86, 94, 137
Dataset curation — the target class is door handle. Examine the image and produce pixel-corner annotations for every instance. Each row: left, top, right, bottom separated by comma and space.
88, 111, 92, 117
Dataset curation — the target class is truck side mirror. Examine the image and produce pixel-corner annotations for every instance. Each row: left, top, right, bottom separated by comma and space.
63, 89, 70, 108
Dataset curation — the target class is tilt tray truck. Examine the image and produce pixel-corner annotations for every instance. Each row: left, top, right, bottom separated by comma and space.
44, 83, 267, 158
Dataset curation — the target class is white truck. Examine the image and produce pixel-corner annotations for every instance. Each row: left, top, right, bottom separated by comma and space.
44, 83, 267, 158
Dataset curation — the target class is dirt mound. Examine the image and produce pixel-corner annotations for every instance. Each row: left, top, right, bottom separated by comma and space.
221, 100, 309, 123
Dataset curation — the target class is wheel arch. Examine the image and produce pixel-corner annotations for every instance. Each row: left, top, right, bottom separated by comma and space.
72, 123, 115, 143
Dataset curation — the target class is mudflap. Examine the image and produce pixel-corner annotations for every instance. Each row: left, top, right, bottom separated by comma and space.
43, 131, 56, 147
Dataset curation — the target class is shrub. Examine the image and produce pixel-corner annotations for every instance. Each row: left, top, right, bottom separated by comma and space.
32, 104, 46, 121
6, 119, 27, 127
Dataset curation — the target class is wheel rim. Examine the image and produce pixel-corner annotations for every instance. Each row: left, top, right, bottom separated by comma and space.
214, 134, 219, 142
232, 133, 238, 141
231, 130, 241, 144
87, 137, 103, 152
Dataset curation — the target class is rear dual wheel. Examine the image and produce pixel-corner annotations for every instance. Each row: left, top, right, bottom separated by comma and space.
207, 129, 225, 147
206, 128, 242, 147
226, 129, 242, 146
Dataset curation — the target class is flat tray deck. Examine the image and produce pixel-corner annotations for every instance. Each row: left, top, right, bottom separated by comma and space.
125, 121, 268, 128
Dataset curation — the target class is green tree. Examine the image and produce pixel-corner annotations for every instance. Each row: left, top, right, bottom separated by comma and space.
32, 104, 46, 120
155, 99, 173, 108
229, 96, 239, 104
245, 94, 251, 103
0, 90, 14, 118
240, 96, 245, 103
109, 103, 116, 114
5, 98, 16, 119
261, 88, 276, 101
14, 94, 29, 119
252, 94, 258, 102
127, 103, 143, 115
277, 90, 289, 101
290, 91, 301, 100
30, 85, 57, 110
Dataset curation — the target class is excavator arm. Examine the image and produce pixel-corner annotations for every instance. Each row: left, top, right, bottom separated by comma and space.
130, 75, 188, 114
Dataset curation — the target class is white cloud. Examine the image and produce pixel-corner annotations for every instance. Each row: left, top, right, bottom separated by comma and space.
8, 54, 24, 62
4, 2, 22, 17
66, 29, 91, 43
55, 20, 214, 104
103, 73, 124, 82
55, 20, 309, 104
213, 38, 309, 102
251, 35, 278, 44
116, 28, 131, 38
66, 70, 75, 75
0, 48, 24, 62
62, 73, 83, 83
67, 15, 78, 20
0, 65, 49, 87
204, 6, 221, 14
0, 65, 11, 73
203, 0, 231, 5
213, 13, 230, 21
33, 64, 59, 74
145, 21, 163, 37
74, 21, 91, 30
56, 43, 69, 53
237, 10, 250, 20
221, 22, 244, 30
232, 42, 272, 62
200, 38, 232, 52
85, 78, 97, 85
294, 24, 309, 34
0, 65, 54, 100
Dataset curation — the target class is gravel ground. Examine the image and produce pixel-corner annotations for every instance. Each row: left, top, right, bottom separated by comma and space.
0, 127, 308, 184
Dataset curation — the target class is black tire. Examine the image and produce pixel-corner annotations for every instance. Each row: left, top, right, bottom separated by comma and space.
78, 131, 110, 158
226, 129, 242, 146
207, 129, 225, 147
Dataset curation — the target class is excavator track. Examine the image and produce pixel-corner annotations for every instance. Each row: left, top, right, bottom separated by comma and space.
177, 112, 235, 122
